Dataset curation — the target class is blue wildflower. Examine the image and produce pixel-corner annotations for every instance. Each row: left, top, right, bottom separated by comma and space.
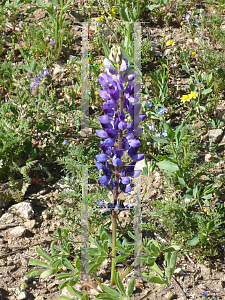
161, 131, 167, 137
185, 13, 190, 21
63, 140, 68, 145
146, 101, 152, 108
148, 124, 155, 131
157, 108, 165, 114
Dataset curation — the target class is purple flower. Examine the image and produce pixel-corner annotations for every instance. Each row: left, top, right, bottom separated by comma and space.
96, 46, 145, 208
157, 108, 165, 115
49, 40, 56, 46
63, 140, 68, 145
44, 69, 50, 77
30, 82, 35, 88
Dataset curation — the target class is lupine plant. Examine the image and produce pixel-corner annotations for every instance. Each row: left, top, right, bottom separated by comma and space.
26, 46, 180, 299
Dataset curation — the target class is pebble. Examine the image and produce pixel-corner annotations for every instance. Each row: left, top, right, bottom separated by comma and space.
8, 226, 27, 238
208, 129, 223, 144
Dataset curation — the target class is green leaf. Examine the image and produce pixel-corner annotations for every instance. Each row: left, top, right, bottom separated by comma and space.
178, 176, 186, 187
115, 273, 126, 297
35, 0, 45, 7
62, 259, 77, 272
26, 6, 38, 13
149, 262, 164, 278
36, 246, 53, 263
55, 273, 75, 280
48, 0, 60, 7
151, 136, 169, 144
40, 268, 57, 278
76, 257, 81, 272
29, 259, 51, 268
165, 267, 173, 282
25, 269, 47, 278
187, 234, 199, 246
206, 220, 215, 233
51, 241, 58, 256
202, 88, 213, 95
66, 286, 82, 298
127, 277, 135, 297
101, 40, 110, 58
157, 160, 179, 172
101, 284, 124, 298
96, 294, 120, 299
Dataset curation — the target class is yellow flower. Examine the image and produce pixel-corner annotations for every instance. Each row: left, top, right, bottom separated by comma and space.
180, 22, 184, 26
180, 94, 191, 103
191, 51, 196, 56
97, 17, 101, 23
112, 7, 116, 14
189, 91, 198, 99
100, 15, 104, 20
95, 91, 99, 95
166, 40, 175, 46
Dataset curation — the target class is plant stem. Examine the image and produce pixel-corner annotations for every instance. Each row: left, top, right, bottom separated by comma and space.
110, 210, 117, 287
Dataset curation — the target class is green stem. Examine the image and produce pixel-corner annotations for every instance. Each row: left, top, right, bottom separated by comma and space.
110, 211, 117, 287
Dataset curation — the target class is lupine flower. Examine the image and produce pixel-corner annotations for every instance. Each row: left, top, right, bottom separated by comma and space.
166, 40, 175, 46
157, 108, 165, 114
147, 142, 150, 145
97, 200, 133, 216
155, 132, 161, 137
95, 46, 146, 215
63, 140, 68, 145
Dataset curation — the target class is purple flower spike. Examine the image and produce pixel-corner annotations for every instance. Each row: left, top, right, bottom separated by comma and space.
95, 46, 145, 206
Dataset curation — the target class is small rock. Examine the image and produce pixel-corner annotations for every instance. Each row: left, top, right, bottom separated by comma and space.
53, 63, 65, 77
8, 226, 26, 237
34, 297, 45, 300
17, 291, 27, 299
205, 153, 215, 162
165, 291, 176, 300
24, 219, 36, 229
208, 129, 223, 144
7, 200, 34, 220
